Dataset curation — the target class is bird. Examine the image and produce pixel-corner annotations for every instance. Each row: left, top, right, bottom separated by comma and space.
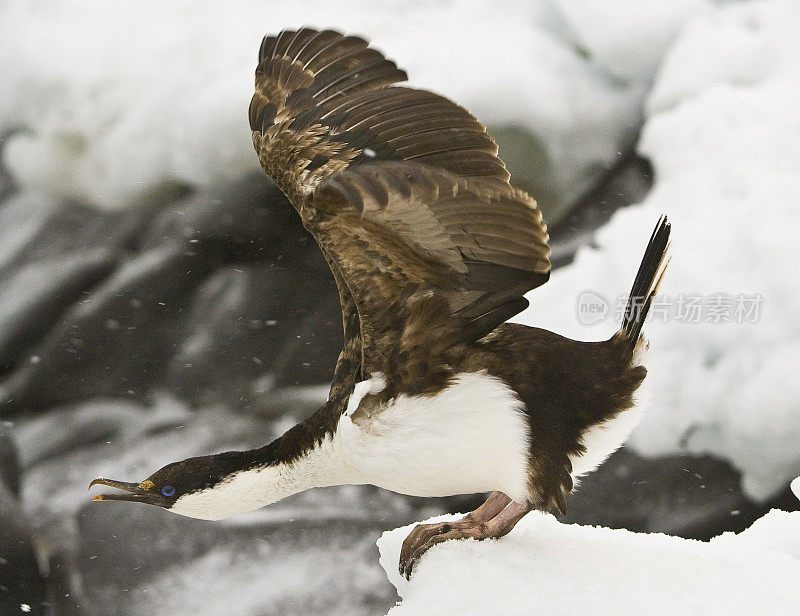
90, 28, 670, 579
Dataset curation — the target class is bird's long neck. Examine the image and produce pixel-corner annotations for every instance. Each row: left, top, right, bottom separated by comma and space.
252, 419, 360, 496
169, 411, 361, 520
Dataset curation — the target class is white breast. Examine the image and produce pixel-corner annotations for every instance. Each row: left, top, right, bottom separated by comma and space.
339, 371, 532, 503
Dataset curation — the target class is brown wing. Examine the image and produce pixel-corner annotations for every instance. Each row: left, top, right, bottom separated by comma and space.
249, 28, 509, 205
308, 161, 550, 375
249, 29, 550, 383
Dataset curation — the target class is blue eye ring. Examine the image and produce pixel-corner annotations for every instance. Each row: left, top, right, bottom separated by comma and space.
161, 485, 176, 497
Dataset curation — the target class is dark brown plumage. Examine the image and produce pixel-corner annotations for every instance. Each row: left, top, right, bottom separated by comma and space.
249, 28, 550, 399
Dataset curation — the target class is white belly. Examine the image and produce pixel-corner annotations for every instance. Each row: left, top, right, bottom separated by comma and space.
338, 371, 532, 503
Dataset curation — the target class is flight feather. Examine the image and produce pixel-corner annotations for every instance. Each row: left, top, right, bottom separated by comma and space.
250, 28, 551, 392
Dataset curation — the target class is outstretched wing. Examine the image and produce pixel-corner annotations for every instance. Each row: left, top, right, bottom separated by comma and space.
249, 28, 550, 383
249, 28, 509, 204
308, 161, 549, 377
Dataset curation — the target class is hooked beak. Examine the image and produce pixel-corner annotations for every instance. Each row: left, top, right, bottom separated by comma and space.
89, 478, 169, 507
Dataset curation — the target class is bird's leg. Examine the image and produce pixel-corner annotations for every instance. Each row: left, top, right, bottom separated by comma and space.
464, 490, 514, 523
399, 492, 531, 578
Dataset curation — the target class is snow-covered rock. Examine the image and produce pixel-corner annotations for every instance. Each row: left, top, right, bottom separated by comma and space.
379, 501, 800, 615
514, 0, 800, 500
0, 0, 704, 213
0, 429, 47, 616
0, 175, 345, 415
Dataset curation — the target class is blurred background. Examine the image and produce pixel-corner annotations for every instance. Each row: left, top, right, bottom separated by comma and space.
1, 0, 798, 614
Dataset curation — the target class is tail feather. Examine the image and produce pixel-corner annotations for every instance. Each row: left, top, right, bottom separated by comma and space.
620, 216, 671, 345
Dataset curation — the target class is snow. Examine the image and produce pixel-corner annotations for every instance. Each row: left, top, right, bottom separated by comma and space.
0, 0, 704, 209
378, 495, 800, 616
514, 0, 800, 500
713, 508, 800, 560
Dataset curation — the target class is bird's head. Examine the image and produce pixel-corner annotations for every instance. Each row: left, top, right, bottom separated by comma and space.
89, 450, 281, 521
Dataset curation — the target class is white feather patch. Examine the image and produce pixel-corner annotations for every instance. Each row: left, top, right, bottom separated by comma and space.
345, 372, 386, 416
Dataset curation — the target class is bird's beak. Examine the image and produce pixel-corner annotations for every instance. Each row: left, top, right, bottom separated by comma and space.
89, 478, 169, 507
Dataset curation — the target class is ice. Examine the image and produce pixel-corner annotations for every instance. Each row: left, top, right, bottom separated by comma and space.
378, 503, 800, 615
0, 0, 704, 209
513, 0, 800, 500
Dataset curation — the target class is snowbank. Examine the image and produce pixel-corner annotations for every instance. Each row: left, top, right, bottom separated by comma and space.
514, 0, 800, 499
378, 499, 800, 615
0, 0, 703, 209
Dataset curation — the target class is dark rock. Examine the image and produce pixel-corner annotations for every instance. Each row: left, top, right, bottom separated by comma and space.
12, 406, 123, 469
0, 429, 49, 615
0, 130, 19, 202
267, 277, 342, 390
150, 174, 343, 396
167, 260, 340, 408
141, 173, 294, 262
0, 249, 119, 374
45, 550, 90, 616
0, 191, 132, 375
563, 448, 798, 540
490, 125, 644, 229
491, 125, 560, 221
1, 242, 214, 415
0, 173, 346, 415
0, 195, 130, 275
166, 265, 287, 406
548, 152, 654, 267
0, 424, 21, 498
0, 500, 49, 616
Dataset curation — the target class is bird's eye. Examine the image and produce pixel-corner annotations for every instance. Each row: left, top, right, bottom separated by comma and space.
161, 485, 176, 497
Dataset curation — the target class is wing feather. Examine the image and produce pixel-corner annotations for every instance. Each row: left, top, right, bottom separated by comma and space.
250, 29, 512, 202
307, 161, 549, 372
250, 29, 551, 386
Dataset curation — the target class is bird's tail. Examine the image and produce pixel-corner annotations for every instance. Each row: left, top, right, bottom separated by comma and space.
619, 216, 671, 347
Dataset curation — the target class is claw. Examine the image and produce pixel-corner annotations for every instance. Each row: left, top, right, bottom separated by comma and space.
401, 555, 417, 579
398, 520, 463, 579
397, 493, 531, 581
